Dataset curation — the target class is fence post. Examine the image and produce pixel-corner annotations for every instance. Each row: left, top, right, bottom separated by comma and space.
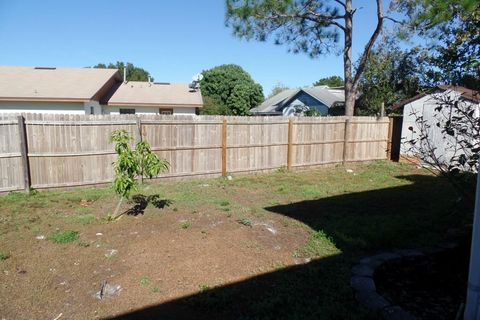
387, 117, 394, 160
136, 116, 144, 183
222, 119, 228, 177
287, 118, 294, 170
17, 115, 31, 192
342, 118, 351, 165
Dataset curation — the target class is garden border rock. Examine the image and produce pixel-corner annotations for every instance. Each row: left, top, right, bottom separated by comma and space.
351, 242, 458, 320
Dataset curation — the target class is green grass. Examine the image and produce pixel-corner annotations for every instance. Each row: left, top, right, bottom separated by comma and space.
48, 230, 79, 244
237, 218, 252, 227
0, 252, 10, 261
198, 283, 211, 291
180, 220, 192, 229
140, 276, 151, 287
0, 161, 468, 319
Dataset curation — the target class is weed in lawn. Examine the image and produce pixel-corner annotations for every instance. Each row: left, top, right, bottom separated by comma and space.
48, 230, 79, 244
237, 218, 252, 227
198, 283, 211, 291
180, 221, 192, 229
152, 287, 160, 293
78, 241, 90, 248
173, 207, 178, 212
75, 207, 93, 215
0, 252, 10, 261
222, 207, 230, 212
219, 200, 230, 207
140, 276, 151, 287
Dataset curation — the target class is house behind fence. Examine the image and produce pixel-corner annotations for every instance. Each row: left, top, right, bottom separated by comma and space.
0, 114, 390, 192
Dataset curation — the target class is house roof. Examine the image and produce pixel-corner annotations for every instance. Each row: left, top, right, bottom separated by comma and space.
107, 81, 203, 107
393, 85, 479, 110
0, 66, 121, 102
251, 86, 345, 114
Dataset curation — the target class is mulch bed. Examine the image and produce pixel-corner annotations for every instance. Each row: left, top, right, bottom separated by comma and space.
375, 242, 471, 319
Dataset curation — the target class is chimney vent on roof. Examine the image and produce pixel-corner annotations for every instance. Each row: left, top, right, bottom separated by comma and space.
123, 67, 127, 83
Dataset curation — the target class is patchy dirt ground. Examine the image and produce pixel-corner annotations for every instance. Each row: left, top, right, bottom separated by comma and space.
0, 162, 467, 319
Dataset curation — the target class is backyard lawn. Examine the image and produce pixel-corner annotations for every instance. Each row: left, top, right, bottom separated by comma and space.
0, 161, 467, 319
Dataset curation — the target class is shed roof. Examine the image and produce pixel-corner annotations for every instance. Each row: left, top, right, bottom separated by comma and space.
0, 66, 120, 102
107, 81, 203, 107
393, 85, 479, 110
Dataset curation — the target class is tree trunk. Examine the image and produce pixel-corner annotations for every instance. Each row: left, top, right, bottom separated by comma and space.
112, 196, 124, 219
343, 0, 355, 117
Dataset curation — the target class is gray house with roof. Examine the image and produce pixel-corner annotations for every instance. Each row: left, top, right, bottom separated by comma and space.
251, 86, 345, 116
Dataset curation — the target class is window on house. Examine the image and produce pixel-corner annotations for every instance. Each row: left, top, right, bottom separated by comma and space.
120, 108, 135, 114
90, 106, 94, 115
159, 108, 173, 115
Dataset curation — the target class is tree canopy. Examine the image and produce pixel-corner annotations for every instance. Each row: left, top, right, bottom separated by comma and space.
199, 64, 264, 115
392, 0, 479, 89
355, 37, 423, 115
226, 0, 400, 116
313, 76, 343, 87
94, 61, 153, 82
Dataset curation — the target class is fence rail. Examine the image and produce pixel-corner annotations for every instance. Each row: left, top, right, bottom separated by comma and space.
0, 113, 391, 192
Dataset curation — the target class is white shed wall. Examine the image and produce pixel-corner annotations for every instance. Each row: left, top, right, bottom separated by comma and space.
400, 91, 479, 164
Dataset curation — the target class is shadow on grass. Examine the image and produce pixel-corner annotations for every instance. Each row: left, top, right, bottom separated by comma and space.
125, 194, 172, 216
105, 174, 465, 320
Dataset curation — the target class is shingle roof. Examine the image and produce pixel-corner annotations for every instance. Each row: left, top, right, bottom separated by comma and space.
107, 81, 203, 107
251, 86, 345, 114
0, 66, 120, 102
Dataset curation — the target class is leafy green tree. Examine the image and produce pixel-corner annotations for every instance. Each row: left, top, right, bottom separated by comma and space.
356, 38, 424, 115
392, 0, 479, 89
268, 82, 290, 98
313, 76, 343, 87
200, 64, 264, 115
110, 130, 169, 219
94, 61, 153, 82
226, 0, 401, 116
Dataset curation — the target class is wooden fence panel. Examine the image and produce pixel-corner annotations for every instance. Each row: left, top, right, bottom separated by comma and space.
226, 117, 289, 173
140, 115, 223, 178
0, 114, 24, 192
346, 117, 390, 162
292, 117, 346, 168
0, 114, 391, 191
24, 114, 138, 189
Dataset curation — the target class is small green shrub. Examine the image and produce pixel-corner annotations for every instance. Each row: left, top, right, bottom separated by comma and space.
48, 230, 79, 244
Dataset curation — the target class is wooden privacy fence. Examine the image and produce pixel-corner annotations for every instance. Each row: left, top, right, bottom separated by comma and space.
0, 114, 391, 192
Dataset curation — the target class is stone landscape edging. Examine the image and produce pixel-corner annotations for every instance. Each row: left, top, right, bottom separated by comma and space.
351, 242, 458, 320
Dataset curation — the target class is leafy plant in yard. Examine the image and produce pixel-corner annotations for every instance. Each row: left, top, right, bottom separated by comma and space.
110, 130, 169, 219
48, 230, 79, 244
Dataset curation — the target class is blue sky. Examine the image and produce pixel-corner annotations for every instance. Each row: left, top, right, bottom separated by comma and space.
0, 0, 395, 95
